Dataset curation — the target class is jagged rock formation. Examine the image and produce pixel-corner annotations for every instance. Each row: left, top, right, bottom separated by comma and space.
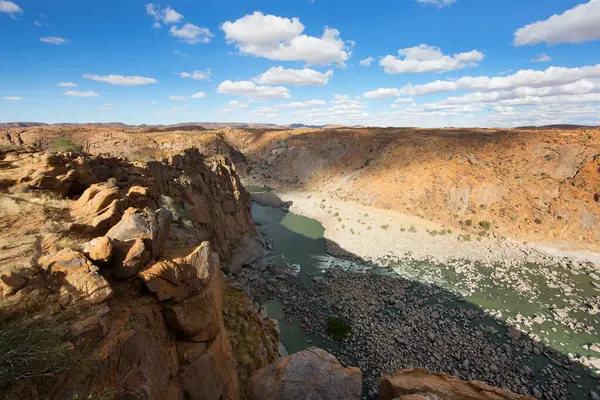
379, 368, 534, 400
0, 148, 275, 399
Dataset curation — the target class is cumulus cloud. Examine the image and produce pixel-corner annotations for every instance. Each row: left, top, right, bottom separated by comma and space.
57, 82, 77, 87
170, 24, 214, 44
0, 1, 22, 17
359, 57, 374, 66
221, 11, 352, 66
216, 80, 291, 99
3, 96, 22, 100
363, 88, 401, 99
152, 22, 161, 29
227, 100, 249, 108
416, 0, 457, 7
380, 44, 483, 74
397, 64, 600, 96
514, 0, 600, 46
179, 70, 210, 80
145, 3, 183, 24
278, 100, 326, 108
83, 73, 158, 86
169, 92, 207, 101
65, 91, 99, 97
40, 37, 68, 45
254, 66, 333, 85
532, 53, 552, 62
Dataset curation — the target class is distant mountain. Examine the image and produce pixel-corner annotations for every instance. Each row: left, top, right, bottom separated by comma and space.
517, 124, 596, 130
0, 122, 49, 128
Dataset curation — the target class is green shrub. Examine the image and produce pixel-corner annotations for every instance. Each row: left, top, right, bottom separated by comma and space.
408, 225, 416, 233
534, 218, 542, 224
160, 195, 194, 227
326, 317, 350, 341
479, 220, 492, 230
380, 224, 390, 230
50, 138, 82, 153
464, 219, 473, 227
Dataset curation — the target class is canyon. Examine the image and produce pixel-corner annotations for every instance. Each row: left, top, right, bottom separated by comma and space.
1, 124, 599, 399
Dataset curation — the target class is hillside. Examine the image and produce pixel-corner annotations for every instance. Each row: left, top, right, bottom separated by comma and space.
3, 125, 599, 252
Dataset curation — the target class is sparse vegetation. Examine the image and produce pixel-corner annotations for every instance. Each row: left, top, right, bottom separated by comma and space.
380, 224, 390, 230
0, 319, 76, 390
534, 218, 542, 224
408, 225, 417, 233
326, 317, 350, 341
478, 220, 492, 230
50, 138, 83, 153
160, 195, 194, 228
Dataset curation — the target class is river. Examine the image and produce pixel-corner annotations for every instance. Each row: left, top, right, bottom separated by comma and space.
248, 199, 600, 398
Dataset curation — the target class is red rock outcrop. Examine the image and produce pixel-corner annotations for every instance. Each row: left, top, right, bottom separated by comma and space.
247, 348, 363, 400
379, 368, 534, 400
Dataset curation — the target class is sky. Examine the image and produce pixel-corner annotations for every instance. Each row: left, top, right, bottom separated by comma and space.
1, 0, 600, 127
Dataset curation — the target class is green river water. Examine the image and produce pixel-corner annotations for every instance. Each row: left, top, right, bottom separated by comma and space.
251, 202, 600, 365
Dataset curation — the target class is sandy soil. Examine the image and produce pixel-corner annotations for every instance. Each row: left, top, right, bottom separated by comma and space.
278, 191, 600, 268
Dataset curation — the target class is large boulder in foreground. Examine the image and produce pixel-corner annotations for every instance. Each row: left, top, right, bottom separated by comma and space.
379, 368, 534, 400
247, 348, 362, 400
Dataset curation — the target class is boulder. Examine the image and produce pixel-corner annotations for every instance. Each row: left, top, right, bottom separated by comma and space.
379, 368, 534, 400
162, 269, 223, 341
70, 184, 123, 235
247, 348, 362, 400
0, 271, 27, 296
178, 329, 240, 400
112, 238, 151, 279
106, 207, 172, 258
83, 236, 113, 263
139, 242, 217, 301
42, 249, 113, 304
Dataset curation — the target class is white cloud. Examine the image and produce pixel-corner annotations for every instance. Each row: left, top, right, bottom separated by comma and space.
169, 24, 214, 44
227, 100, 248, 108
179, 70, 210, 80
416, 0, 457, 8
221, 11, 352, 66
394, 97, 414, 103
65, 91, 99, 97
532, 53, 552, 62
380, 44, 484, 74
100, 104, 113, 111
169, 93, 207, 101
173, 50, 188, 58
363, 88, 401, 99
57, 82, 77, 87
0, 1, 22, 17
172, 106, 189, 110
40, 37, 68, 45
254, 66, 333, 85
514, 0, 600, 46
152, 22, 161, 29
3, 96, 22, 100
397, 64, 600, 96
145, 3, 183, 24
360, 57, 374, 66
83, 73, 158, 86
278, 100, 326, 108
216, 80, 291, 99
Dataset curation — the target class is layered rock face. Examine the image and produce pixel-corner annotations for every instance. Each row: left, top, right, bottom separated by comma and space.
0, 148, 272, 399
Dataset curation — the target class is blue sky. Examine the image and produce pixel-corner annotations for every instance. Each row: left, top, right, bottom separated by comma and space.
1, 0, 600, 127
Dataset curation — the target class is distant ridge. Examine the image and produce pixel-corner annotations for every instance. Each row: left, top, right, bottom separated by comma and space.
0, 121, 355, 130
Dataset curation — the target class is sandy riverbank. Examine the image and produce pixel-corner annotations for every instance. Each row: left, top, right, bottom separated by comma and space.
277, 191, 600, 270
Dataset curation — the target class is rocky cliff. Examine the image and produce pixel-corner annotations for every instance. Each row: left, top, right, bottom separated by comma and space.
0, 148, 277, 399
